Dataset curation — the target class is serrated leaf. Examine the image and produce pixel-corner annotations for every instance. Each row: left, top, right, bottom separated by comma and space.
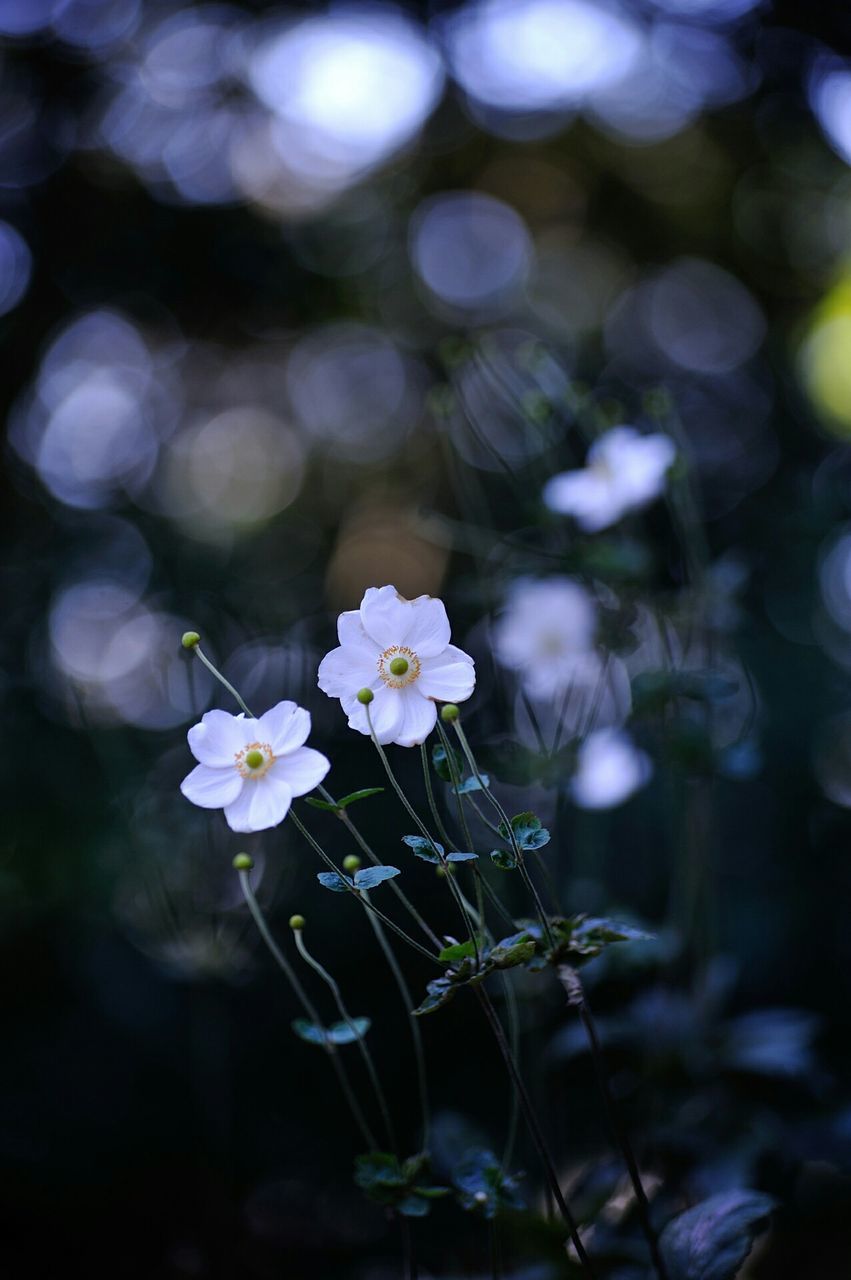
354, 865, 401, 890
499, 811, 551, 851
490, 848, 518, 871
438, 940, 477, 965
325, 1017, 371, 1045
432, 741, 464, 782
402, 835, 445, 863
660, 1190, 776, 1280
452, 774, 490, 795
316, 871, 353, 892
292, 1018, 327, 1045
446, 850, 478, 863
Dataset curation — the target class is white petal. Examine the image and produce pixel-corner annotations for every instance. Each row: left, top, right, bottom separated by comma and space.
180, 763, 243, 809
359, 585, 413, 648
224, 776, 293, 832
317, 644, 379, 698
338, 609, 376, 650
405, 596, 451, 658
394, 686, 437, 747
346, 684, 403, 743
543, 470, 619, 530
187, 709, 250, 766
272, 747, 330, 797
417, 645, 476, 702
256, 701, 311, 753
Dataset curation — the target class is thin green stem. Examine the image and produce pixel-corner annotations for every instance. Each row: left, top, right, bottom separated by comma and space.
237, 869, 376, 1149
499, 972, 521, 1172
294, 927, 397, 1156
434, 720, 490, 938
194, 645, 255, 718
289, 810, 441, 966
318, 783, 442, 951
363, 898, 431, 1153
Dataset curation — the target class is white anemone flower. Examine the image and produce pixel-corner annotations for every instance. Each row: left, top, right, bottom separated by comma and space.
543, 426, 676, 532
317, 585, 475, 746
180, 701, 330, 832
493, 577, 597, 700
571, 728, 651, 809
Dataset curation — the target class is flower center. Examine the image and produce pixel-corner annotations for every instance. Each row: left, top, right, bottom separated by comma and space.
378, 644, 421, 689
235, 741, 275, 780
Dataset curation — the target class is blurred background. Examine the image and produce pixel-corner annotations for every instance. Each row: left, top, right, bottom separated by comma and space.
4, 0, 851, 1276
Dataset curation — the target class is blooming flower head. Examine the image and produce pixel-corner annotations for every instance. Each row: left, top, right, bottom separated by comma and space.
180, 701, 330, 832
493, 577, 597, 701
543, 426, 675, 532
317, 585, 475, 747
571, 728, 651, 810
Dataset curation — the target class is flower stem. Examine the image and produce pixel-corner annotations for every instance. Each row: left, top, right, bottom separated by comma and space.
318, 784, 442, 951
294, 926, 398, 1157
559, 966, 668, 1280
452, 721, 555, 950
237, 868, 376, 1149
289, 810, 441, 966
193, 645, 255, 718
364, 709, 480, 962
474, 985, 595, 1277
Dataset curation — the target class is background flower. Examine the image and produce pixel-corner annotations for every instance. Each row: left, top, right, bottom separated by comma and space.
493, 577, 597, 700
543, 427, 676, 531
570, 728, 652, 809
317, 584, 475, 746
180, 701, 330, 832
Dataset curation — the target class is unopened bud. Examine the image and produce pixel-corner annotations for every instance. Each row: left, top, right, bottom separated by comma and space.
232, 852, 253, 871
342, 854, 361, 873
182, 630, 201, 650
441, 703, 460, 722
289, 914, 306, 931
357, 687, 374, 705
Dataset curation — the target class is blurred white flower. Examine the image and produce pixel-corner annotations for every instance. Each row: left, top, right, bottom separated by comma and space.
180, 702, 330, 832
317, 585, 475, 747
571, 728, 651, 809
543, 426, 675, 531
493, 577, 597, 699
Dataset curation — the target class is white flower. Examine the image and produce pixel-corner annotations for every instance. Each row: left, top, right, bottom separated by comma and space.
493, 577, 597, 701
317, 585, 475, 747
571, 728, 651, 809
180, 701, 330, 832
543, 427, 675, 532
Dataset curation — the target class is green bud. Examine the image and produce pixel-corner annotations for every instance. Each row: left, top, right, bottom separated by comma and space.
436, 863, 455, 878
342, 854, 361, 873
289, 914, 306, 931
389, 656, 409, 676
441, 703, 460, 722
357, 687, 374, 705
232, 853, 253, 871
182, 630, 201, 649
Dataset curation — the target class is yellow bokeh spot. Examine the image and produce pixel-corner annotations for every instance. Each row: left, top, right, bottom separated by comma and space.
801, 272, 851, 436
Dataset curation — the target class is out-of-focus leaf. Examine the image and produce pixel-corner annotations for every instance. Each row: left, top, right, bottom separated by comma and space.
453, 1148, 525, 1219
452, 775, 489, 795
432, 742, 463, 782
660, 1190, 776, 1280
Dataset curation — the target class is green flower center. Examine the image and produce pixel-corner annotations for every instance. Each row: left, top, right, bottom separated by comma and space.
245, 749, 265, 770
389, 656, 409, 676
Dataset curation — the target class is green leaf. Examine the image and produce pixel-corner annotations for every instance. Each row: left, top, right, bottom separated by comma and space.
337, 787, 385, 808
432, 741, 464, 782
355, 1152, 448, 1216
453, 1149, 525, 1219
292, 1019, 327, 1045
660, 1190, 776, 1280
413, 977, 456, 1016
402, 835, 445, 864
354, 865, 401, 890
325, 1017, 371, 1045
488, 932, 536, 969
499, 811, 551, 851
452, 774, 489, 795
438, 940, 477, 965
355, 1151, 406, 1193
490, 848, 518, 871
446, 850, 478, 863
303, 797, 340, 812
398, 1194, 431, 1217
316, 871, 353, 892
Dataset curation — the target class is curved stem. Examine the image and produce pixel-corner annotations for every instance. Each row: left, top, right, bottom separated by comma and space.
289, 810, 441, 966
237, 869, 376, 1149
294, 928, 397, 1156
474, 985, 595, 1278
193, 646, 255, 718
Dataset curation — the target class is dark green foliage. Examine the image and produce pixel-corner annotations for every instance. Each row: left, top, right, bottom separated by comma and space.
452, 1148, 525, 1218
304, 787, 385, 813
292, 1017, 371, 1046
354, 1151, 450, 1216
660, 1190, 776, 1280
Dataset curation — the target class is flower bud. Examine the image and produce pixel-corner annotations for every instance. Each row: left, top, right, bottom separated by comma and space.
289, 914, 306, 931
357, 687, 374, 705
342, 854, 361, 873
232, 852, 253, 871
441, 703, 460, 722
182, 630, 201, 649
